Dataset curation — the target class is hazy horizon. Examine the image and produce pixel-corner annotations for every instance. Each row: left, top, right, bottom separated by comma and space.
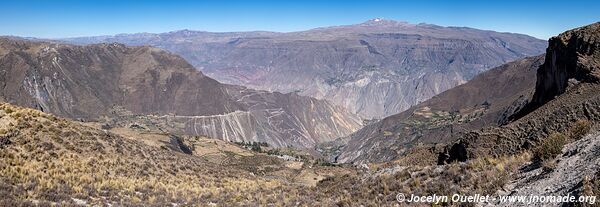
1, 0, 599, 40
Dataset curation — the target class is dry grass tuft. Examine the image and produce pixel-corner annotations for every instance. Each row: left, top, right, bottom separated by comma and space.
570, 119, 592, 140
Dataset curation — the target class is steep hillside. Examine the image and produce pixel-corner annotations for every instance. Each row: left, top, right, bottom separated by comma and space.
63, 19, 547, 118
0, 38, 362, 148
442, 22, 600, 162
328, 55, 544, 164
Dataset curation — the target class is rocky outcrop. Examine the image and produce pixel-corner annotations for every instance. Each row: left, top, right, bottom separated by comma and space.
0, 38, 362, 148
531, 22, 600, 107
62, 19, 547, 119
324, 55, 544, 164
491, 131, 600, 207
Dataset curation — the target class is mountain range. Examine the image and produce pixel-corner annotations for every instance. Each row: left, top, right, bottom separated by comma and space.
0, 38, 362, 148
62, 19, 547, 119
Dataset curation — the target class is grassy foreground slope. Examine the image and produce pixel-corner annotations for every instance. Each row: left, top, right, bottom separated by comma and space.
0, 102, 352, 206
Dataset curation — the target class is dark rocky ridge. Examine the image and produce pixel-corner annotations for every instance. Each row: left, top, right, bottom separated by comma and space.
62, 19, 547, 119
532, 22, 600, 107
0, 38, 363, 148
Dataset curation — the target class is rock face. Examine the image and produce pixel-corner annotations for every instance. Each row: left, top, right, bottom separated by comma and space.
62, 19, 547, 119
492, 132, 600, 207
328, 55, 544, 164
0, 38, 363, 148
531, 22, 600, 107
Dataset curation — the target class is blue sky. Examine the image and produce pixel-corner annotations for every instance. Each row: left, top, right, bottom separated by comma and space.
0, 0, 598, 39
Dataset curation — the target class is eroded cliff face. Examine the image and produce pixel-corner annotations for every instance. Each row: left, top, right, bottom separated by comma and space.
331, 56, 544, 164
168, 89, 363, 148
0, 39, 242, 119
0, 38, 362, 148
532, 23, 600, 106
62, 20, 547, 119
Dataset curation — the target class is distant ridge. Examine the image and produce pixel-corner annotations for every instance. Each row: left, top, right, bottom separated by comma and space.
0, 37, 363, 148
62, 19, 547, 119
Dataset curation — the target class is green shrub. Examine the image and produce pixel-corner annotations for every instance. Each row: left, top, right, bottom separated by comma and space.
533, 132, 567, 161
4, 107, 14, 114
